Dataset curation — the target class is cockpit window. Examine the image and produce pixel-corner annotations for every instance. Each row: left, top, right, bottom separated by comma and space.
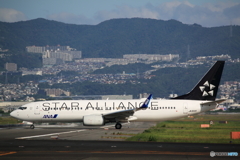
18, 107, 27, 110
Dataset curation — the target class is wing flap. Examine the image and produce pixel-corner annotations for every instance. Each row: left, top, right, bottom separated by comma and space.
103, 109, 134, 119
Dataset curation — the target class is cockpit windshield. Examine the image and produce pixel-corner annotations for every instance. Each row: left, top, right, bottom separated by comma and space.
18, 106, 27, 110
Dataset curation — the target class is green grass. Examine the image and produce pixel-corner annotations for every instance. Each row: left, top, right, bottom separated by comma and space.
126, 114, 240, 144
177, 114, 240, 121
0, 117, 20, 125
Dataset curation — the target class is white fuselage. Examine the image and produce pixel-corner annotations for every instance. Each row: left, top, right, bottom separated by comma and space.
10, 99, 216, 123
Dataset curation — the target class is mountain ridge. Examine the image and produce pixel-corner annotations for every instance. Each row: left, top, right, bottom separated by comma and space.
0, 18, 239, 59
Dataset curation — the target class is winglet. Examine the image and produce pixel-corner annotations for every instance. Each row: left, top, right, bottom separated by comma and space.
137, 94, 152, 111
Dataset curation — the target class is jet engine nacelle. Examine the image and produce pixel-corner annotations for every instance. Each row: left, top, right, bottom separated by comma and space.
83, 115, 104, 126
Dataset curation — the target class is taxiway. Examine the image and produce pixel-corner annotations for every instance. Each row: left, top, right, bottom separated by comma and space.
0, 122, 239, 160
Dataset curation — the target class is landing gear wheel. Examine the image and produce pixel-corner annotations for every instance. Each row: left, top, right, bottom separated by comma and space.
30, 125, 35, 129
115, 123, 122, 129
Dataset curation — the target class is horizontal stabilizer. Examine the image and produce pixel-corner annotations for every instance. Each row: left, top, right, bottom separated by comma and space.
201, 99, 226, 105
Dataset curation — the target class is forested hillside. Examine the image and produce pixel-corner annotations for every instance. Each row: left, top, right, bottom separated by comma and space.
0, 18, 240, 59
35, 62, 240, 98
0, 51, 42, 70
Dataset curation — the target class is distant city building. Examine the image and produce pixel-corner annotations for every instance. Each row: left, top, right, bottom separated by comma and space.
196, 54, 231, 61
0, 102, 31, 112
76, 54, 179, 67
5, 63, 17, 71
43, 49, 81, 63
44, 88, 71, 97
0, 83, 38, 101
45, 51, 73, 61
101, 95, 133, 100
26, 46, 45, 53
42, 58, 64, 65
45, 45, 71, 52
123, 54, 179, 61
68, 51, 82, 59
27, 45, 81, 60
77, 58, 107, 63
26, 45, 82, 65
26, 45, 72, 53
22, 71, 42, 76
43, 50, 82, 61
139, 93, 149, 99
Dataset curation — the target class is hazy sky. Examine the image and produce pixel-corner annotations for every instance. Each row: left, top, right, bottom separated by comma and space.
0, 0, 240, 27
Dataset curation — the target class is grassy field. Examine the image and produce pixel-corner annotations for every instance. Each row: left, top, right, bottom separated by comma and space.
0, 116, 20, 125
126, 114, 240, 144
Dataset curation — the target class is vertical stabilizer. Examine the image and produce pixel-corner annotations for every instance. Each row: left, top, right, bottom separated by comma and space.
173, 61, 225, 100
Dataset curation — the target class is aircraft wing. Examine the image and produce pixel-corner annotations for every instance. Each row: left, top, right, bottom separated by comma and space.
103, 94, 152, 121
103, 109, 135, 120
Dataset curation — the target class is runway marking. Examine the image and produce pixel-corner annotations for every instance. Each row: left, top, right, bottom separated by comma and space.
15, 129, 87, 139
100, 124, 115, 128
0, 151, 17, 156
56, 150, 209, 155
7, 150, 209, 156
15, 124, 116, 140
90, 150, 210, 156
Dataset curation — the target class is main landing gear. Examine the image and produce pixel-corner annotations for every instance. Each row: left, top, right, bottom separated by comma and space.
30, 124, 35, 129
115, 123, 122, 129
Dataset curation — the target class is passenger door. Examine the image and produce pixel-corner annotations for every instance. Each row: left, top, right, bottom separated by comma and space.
34, 105, 40, 115
183, 103, 188, 114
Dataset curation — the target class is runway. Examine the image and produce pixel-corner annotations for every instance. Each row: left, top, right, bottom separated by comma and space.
0, 122, 156, 141
0, 122, 239, 160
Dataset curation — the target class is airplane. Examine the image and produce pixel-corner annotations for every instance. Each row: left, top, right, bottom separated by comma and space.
10, 61, 225, 129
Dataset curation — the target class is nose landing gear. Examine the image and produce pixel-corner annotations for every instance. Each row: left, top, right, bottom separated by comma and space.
30, 124, 35, 129
115, 123, 122, 129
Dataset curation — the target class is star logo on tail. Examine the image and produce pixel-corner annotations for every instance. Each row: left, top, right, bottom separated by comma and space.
199, 81, 215, 97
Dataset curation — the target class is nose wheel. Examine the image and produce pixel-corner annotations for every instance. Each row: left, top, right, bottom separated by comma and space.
115, 123, 122, 129
30, 124, 35, 129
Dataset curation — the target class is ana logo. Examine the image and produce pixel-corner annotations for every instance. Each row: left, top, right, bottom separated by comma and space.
199, 81, 215, 97
43, 114, 58, 118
